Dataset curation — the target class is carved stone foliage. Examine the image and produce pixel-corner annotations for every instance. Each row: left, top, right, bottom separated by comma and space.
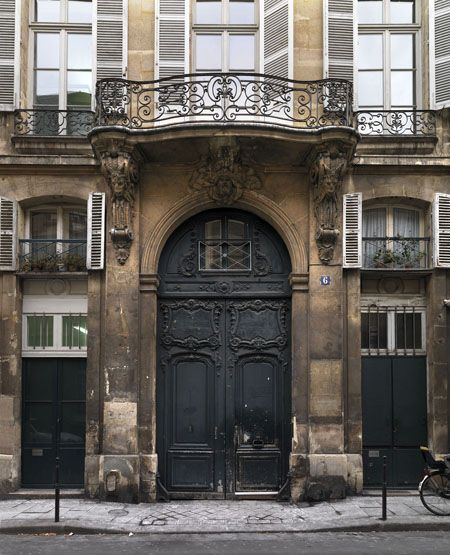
189, 139, 262, 205
100, 149, 140, 265
228, 299, 289, 351
309, 143, 352, 265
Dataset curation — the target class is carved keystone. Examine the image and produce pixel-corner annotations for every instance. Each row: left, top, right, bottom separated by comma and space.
308, 141, 354, 265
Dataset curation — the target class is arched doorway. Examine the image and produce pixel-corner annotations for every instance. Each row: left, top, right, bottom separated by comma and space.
156, 209, 292, 499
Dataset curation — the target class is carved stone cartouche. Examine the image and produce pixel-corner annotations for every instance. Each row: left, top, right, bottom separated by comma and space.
100, 149, 140, 265
189, 138, 261, 205
309, 143, 351, 264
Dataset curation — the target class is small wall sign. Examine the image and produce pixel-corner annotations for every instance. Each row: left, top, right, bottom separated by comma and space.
320, 275, 331, 286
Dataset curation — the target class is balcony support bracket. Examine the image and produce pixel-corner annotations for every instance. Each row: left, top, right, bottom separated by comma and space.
308, 140, 355, 265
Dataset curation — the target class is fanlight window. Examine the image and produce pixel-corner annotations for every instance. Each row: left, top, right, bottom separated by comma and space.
199, 218, 251, 271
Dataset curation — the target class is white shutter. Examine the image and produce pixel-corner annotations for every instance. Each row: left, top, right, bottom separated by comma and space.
324, 0, 355, 81
0, 0, 19, 110
433, 193, 450, 268
87, 192, 106, 271
95, 0, 127, 80
156, 0, 189, 79
431, 0, 450, 108
262, 0, 291, 78
0, 197, 17, 271
343, 193, 362, 268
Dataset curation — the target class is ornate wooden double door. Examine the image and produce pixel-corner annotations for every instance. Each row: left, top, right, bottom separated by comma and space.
157, 210, 292, 498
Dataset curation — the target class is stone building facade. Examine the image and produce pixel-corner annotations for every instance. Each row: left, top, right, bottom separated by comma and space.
0, 0, 449, 503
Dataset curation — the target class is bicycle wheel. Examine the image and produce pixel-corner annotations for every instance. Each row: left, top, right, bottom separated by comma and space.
420, 474, 450, 516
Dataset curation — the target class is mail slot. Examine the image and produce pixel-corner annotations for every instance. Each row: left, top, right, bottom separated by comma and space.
368, 450, 380, 458
32, 448, 44, 457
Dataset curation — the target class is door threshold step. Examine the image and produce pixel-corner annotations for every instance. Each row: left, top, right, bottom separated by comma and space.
5, 489, 85, 500
234, 491, 278, 499
362, 489, 418, 496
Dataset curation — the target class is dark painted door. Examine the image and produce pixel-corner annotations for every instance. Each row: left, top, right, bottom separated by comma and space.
157, 210, 291, 498
22, 358, 86, 488
362, 356, 427, 487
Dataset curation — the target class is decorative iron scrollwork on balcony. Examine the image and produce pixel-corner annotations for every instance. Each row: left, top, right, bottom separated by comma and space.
356, 110, 436, 136
19, 239, 87, 272
362, 237, 430, 269
14, 110, 95, 136
94, 73, 353, 130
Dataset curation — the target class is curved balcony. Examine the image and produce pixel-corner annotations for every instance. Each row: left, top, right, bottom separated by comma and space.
93, 73, 353, 133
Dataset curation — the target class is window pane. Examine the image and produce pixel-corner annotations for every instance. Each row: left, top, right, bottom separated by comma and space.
27, 316, 54, 348
205, 220, 222, 240
31, 211, 57, 238
229, 1, 255, 24
36, 34, 60, 68
67, 71, 92, 106
391, 35, 413, 69
36, 0, 60, 22
196, 1, 222, 24
196, 34, 222, 70
361, 312, 387, 349
358, 1, 383, 24
229, 35, 255, 70
35, 71, 59, 105
390, 1, 414, 23
68, 34, 92, 69
62, 315, 87, 348
391, 71, 413, 106
358, 71, 383, 107
68, 210, 87, 239
393, 208, 419, 237
228, 219, 246, 239
396, 313, 422, 350
68, 0, 92, 23
358, 35, 383, 69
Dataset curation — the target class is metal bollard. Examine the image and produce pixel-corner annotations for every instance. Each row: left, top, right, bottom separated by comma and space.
381, 455, 387, 521
55, 456, 60, 523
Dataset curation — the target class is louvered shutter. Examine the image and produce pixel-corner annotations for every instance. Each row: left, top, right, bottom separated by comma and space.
0, 0, 18, 109
0, 197, 17, 271
262, 0, 290, 78
324, 0, 354, 81
156, 0, 189, 79
433, 193, 450, 268
87, 192, 106, 270
96, 0, 127, 80
343, 193, 362, 268
432, 0, 450, 108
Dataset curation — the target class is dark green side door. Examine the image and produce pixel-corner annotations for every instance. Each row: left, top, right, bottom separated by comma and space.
22, 358, 86, 488
362, 356, 427, 487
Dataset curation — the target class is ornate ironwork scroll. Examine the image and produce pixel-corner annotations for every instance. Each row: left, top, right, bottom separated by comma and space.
309, 143, 352, 265
189, 139, 262, 205
356, 110, 436, 136
100, 149, 140, 264
14, 109, 94, 136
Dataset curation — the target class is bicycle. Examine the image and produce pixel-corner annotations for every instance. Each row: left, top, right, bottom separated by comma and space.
419, 446, 450, 516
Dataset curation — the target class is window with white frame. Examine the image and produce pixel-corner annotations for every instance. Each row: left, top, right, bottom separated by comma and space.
361, 305, 426, 355
31, 0, 93, 131
193, 0, 258, 73
357, 0, 419, 110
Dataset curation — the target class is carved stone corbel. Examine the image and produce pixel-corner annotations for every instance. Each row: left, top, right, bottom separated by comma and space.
100, 148, 140, 265
308, 142, 353, 265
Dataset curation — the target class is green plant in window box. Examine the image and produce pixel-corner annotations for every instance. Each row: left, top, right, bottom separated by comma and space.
27, 254, 60, 272
373, 248, 396, 268
60, 253, 86, 272
394, 238, 426, 269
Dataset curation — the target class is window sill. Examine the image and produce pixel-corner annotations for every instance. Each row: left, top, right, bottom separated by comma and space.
355, 134, 438, 156
17, 271, 89, 279
12, 134, 93, 156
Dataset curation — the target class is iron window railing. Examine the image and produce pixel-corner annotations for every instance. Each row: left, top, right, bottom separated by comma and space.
19, 239, 87, 272
355, 110, 436, 136
14, 109, 95, 136
199, 240, 252, 271
362, 237, 430, 269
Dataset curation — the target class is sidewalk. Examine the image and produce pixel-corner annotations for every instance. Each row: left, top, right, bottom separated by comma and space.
1, 495, 450, 535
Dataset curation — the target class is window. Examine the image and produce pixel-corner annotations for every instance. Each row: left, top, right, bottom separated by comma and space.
357, 0, 419, 110
31, 0, 93, 134
362, 205, 429, 268
199, 217, 251, 271
361, 305, 425, 355
193, 0, 258, 73
24, 313, 87, 352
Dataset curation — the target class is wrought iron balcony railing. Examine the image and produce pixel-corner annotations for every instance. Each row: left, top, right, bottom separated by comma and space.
14, 109, 95, 136
19, 239, 87, 272
94, 73, 353, 130
362, 237, 430, 270
356, 110, 436, 136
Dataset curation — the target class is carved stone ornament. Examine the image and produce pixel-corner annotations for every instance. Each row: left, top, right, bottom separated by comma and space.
309, 143, 351, 265
189, 138, 262, 205
100, 150, 140, 264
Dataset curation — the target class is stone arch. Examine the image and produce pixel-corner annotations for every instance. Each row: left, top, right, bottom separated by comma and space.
141, 190, 308, 275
